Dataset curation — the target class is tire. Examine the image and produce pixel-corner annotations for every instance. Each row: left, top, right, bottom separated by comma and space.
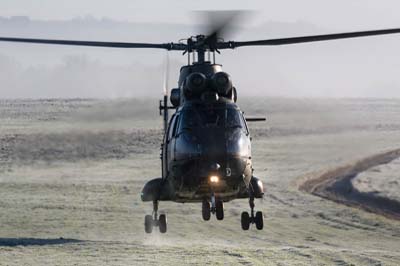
216, 200, 224, 220
202, 200, 211, 221
145, 215, 153, 234
159, 214, 167, 233
241, 212, 250, 230
255, 211, 264, 230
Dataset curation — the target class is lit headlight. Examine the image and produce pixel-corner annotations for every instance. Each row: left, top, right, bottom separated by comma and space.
209, 175, 219, 183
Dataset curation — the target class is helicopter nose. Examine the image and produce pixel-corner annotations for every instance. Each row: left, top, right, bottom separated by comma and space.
198, 129, 227, 157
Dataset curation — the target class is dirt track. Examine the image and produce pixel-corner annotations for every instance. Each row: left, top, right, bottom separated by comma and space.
298, 149, 400, 220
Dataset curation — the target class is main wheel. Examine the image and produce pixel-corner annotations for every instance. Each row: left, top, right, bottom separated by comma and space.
255, 211, 264, 230
159, 214, 167, 233
216, 200, 224, 220
144, 215, 153, 234
241, 212, 250, 230
202, 200, 211, 221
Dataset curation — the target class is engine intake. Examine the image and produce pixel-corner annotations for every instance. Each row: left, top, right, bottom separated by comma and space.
184, 72, 207, 97
170, 88, 181, 107
212, 72, 232, 96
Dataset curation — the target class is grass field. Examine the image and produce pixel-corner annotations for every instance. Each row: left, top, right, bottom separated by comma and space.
0, 98, 399, 265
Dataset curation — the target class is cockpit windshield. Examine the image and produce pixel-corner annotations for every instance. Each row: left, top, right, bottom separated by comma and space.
178, 106, 247, 132
200, 108, 226, 127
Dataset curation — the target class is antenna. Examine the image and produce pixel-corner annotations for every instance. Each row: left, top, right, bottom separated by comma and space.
161, 52, 170, 133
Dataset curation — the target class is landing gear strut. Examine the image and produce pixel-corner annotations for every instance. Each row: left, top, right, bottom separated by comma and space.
144, 200, 167, 234
241, 195, 263, 230
202, 193, 224, 221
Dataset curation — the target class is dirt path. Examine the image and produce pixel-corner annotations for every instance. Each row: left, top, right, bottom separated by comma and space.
299, 148, 400, 220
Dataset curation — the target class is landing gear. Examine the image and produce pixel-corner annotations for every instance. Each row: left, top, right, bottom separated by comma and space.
159, 214, 167, 233
255, 210, 263, 230
145, 214, 153, 233
241, 211, 250, 230
202, 199, 211, 221
202, 193, 224, 221
216, 200, 224, 220
241, 196, 263, 230
144, 200, 167, 234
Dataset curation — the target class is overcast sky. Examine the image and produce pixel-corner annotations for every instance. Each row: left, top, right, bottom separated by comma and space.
1, 1, 400, 98
2, 0, 400, 30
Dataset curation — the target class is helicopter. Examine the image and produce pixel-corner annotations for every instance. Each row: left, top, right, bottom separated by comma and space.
1, 15, 400, 234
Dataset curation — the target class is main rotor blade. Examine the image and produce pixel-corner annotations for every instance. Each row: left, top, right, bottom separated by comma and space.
0, 37, 187, 50
200, 11, 243, 40
222, 28, 400, 48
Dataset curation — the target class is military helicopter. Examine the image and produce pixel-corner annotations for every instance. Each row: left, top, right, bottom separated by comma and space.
1, 14, 400, 234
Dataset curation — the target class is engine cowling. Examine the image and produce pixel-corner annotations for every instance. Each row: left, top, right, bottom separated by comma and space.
227, 86, 237, 102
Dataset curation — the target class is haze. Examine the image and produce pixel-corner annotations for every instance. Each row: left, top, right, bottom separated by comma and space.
1, 0, 400, 98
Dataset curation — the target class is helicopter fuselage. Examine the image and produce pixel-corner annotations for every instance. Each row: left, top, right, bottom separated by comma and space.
163, 99, 253, 203
141, 62, 264, 204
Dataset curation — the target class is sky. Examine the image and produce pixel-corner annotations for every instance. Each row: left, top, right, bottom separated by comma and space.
2, 0, 400, 30
1, 1, 400, 98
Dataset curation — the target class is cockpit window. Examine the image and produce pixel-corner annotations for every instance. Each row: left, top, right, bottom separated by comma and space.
178, 106, 246, 132
178, 110, 197, 133
240, 112, 249, 135
226, 108, 242, 128
199, 108, 226, 127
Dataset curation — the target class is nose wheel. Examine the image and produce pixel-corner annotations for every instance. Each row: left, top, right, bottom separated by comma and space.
144, 200, 167, 234
241, 196, 263, 230
202, 193, 224, 221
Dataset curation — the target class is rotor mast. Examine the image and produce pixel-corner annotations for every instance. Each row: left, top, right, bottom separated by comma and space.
186, 35, 217, 65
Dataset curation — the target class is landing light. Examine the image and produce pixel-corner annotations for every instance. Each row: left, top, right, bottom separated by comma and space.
209, 175, 219, 183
